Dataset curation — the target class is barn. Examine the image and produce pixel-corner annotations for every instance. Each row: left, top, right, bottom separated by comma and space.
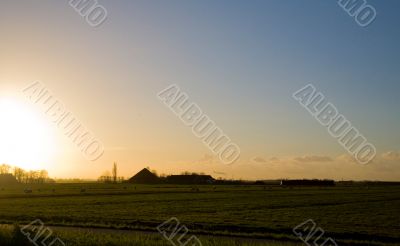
165, 174, 215, 185
128, 168, 161, 184
280, 179, 335, 186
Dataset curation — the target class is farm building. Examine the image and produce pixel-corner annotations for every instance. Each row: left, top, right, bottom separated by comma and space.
128, 168, 216, 185
128, 168, 161, 184
165, 174, 215, 184
280, 179, 335, 186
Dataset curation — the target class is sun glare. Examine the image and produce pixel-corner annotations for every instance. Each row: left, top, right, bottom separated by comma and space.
0, 98, 55, 170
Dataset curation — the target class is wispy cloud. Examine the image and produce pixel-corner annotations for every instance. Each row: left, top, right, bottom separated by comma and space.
252, 157, 267, 163
336, 154, 357, 163
381, 151, 400, 161
251, 156, 282, 164
294, 155, 333, 163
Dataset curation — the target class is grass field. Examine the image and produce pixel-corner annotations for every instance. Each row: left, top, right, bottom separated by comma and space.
0, 183, 399, 245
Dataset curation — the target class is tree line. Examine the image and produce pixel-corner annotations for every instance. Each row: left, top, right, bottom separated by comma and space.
0, 164, 52, 184
98, 162, 125, 183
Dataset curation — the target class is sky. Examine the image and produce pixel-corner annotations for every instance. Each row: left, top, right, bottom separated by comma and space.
0, 0, 399, 181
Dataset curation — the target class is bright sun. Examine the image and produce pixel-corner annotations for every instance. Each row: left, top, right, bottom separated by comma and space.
0, 98, 55, 170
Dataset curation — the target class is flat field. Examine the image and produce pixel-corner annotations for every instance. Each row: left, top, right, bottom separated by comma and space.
0, 183, 399, 245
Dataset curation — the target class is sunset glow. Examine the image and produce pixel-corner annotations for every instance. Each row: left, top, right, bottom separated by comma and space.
0, 98, 55, 170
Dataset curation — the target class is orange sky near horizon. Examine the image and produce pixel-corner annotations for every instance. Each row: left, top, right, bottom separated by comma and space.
0, 1, 399, 181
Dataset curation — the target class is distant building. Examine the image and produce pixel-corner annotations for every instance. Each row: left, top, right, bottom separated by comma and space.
280, 179, 335, 186
128, 168, 215, 185
128, 168, 161, 184
165, 174, 215, 185
0, 174, 18, 185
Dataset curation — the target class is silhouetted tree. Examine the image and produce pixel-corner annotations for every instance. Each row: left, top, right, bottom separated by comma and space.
98, 171, 112, 183
112, 162, 118, 183
0, 164, 11, 174
38, 170, 49, 183
13, 167, 25, 183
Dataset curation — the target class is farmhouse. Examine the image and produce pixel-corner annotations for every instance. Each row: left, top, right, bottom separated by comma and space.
280, 179, 335, 186
165, 174, 215, 185
128, 168, 215, 185
128, 168, 161, 184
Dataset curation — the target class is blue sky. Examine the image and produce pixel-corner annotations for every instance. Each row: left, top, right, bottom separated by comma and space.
0, 0, 399, 180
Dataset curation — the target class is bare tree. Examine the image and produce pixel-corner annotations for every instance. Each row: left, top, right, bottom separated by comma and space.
98, 171, 112, 183
13, 167, 25, 183
112, 162, 118, 183
0, 164, 11, 174
38, 170, 49, 183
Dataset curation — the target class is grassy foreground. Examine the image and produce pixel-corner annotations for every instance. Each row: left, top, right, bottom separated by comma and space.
0, 224, 299, 246
0, 183, 398, 245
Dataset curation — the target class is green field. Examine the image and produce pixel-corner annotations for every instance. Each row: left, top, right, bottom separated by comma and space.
0, 183, 399, 245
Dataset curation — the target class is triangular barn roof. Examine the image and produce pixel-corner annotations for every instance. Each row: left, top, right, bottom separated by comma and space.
128, 168, 160, 184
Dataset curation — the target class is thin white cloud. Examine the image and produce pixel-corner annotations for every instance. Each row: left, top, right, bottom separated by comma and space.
336, 154, 357, 163
294, 155, 333, 162
251, 156, 282, 164
252, 157, 267, 163
381, 151, 400, 161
